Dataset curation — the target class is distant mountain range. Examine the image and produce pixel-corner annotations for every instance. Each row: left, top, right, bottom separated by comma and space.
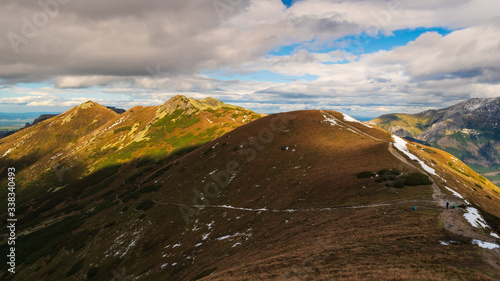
370, 97, 500, 185
1, 97, 500, 280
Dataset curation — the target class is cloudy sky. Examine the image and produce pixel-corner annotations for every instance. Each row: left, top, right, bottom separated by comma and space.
1, 0, 500, 118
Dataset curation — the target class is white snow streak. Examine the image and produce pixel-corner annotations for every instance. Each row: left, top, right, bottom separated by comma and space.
472, 239, 500, 249
445, 186, 464, 199
216, 233, 241, 241
464, 207, 489, 229
1, 148, 13, 157
392, 136, 437, 175
342, 113, 371, 128
322, 114, 338, 126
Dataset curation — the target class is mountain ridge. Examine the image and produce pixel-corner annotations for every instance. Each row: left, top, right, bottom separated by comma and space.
0, 96, 264, 194
370, 97, 500, 185
1, 102, 500, 280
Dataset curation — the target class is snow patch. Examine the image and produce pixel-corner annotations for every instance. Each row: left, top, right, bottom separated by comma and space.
2, 148, 13, 158
445, 186, 464, 199
342, 113, 371, 128
464, 207, 489, 229
217, 233, 240, 241
218, 205, 268, 212
491, 232, 500, 239
346, 128, 359, 134
50, 152, 63, 160
472, 239, 500, 249
105, 117, 125, 131
392, 136, 436, 175
322, 114, 338, 126
440, 241, 449, 246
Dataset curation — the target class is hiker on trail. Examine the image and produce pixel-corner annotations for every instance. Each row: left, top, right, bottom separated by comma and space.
452, 204, 456, 209
413, 206, 417, 210
446, 202, 449, 209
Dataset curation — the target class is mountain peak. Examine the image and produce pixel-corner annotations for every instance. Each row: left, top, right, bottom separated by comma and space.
78, 100, 97, 109
58, 100, 118, 126
422, 97, 500, 119
157, 95, 195, 114
158, 95, 237, 115
188, 96, 236, 110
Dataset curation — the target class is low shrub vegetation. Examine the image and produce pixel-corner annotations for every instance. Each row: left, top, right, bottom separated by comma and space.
356, 171, 376, 178
66, 259, 84, 277
385, 181, 404, 188
113, 126, 132, 134
86, 267, 98, 278
377, 169, 401, 176
400, 173, 432, 186
136, 200, 155, 211
138, 184, 161, 193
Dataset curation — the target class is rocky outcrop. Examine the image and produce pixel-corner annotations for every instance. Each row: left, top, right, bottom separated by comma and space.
388, 126, 412, 138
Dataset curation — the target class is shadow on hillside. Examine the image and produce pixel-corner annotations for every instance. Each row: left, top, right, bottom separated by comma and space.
0, 143, 204, 223
0, 143, 205, 277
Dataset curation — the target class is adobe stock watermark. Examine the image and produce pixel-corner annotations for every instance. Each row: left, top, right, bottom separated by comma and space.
111, 267, 133, 281
50, 156, 83, 184
6, 167, 17, 274
363, 0, 406, 37
141, 63, 169, 91
342, 0, 408, 54
213, 0, 248, 22
7, 0, 72, 54
178, 113, 293, 225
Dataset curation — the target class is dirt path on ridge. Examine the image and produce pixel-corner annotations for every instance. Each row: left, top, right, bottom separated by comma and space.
150, 110, 499, 261
319, 111, 500, 248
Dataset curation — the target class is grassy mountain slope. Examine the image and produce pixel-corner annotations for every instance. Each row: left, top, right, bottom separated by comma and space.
0, 96, 263, 200
369, 113, 431, 137
2, 109, 500, 280
0, 101, 117, 169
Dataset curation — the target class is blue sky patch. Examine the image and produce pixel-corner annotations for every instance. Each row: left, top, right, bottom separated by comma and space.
269, 27, 453, 57
281, 0, 294, 8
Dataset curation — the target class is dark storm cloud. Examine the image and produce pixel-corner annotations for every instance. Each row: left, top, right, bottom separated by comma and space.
0, 0, 361, 85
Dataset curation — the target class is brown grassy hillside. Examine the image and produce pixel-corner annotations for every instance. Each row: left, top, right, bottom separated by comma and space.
2, 109, 499, 280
